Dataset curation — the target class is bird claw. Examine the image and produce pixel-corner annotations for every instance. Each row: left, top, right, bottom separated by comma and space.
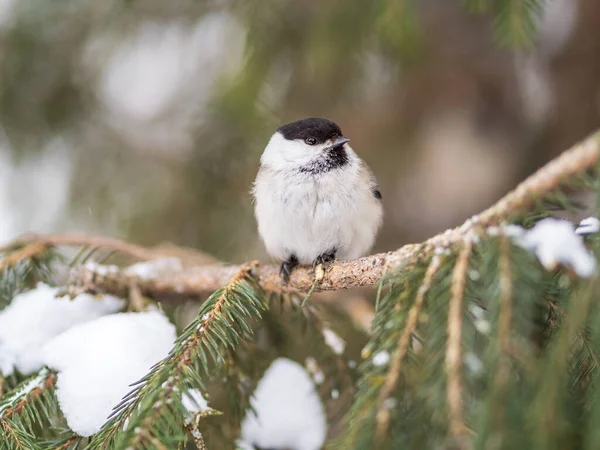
312, 251, 336, 270
280, 255, 299, 284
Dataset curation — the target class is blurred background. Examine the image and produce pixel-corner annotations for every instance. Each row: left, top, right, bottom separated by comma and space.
0, 0, 598, 265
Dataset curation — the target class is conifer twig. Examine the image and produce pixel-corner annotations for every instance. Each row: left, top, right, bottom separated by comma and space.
0, 233, 156, 262
0, 242, 47, 271
374, 254, 443, 443
446, 237, 473, 440
55, 437, 82, 450
0, 369, 56, 420
496, 233, 513, 387
106, 264, 257, 449
187, 423, 206, 450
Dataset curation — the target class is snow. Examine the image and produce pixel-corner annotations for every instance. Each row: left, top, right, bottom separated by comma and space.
322, 328, 346, 355
240, 358, 327, 450
0, 283, 124, 376
83, 261, 119, 276
576, 217, 600, 236
372, 351, 391, 367
182, 389, 210, 422
514, 218, 596, 278
125, 257, 183, 279
42, 310, 177, 436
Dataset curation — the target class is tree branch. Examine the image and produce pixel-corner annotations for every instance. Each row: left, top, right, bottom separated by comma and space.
3, 131, 600, 299
0, 233, 217, 270
446, 236, 473, 439
62, 131, 600, 299
375, 253, 443, 443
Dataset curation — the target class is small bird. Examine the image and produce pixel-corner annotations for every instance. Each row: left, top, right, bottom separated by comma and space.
252, 118, 383, 281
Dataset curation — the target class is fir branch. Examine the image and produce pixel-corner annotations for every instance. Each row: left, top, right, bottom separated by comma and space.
0, 368, 57, 449
0, 368, 56, 421
374, 253, 443, 444
0, 233, 218, 271
51, 436, 82, 450
57, 131, 600, 299
494, 0, 543, 48
0, 233, 155, 266
87, 264, 266, 449
1, 421, 42, 450
496, 233, 513, 389
446, 236, 473, 440
0, 242, 47, 272
186, 417, 208, 450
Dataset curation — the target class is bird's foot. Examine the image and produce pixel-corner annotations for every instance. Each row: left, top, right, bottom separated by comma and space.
312, 249, 336, 270
279, 255, 299, 284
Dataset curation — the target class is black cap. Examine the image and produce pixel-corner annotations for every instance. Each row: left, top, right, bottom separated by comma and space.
277, 118, 342, 145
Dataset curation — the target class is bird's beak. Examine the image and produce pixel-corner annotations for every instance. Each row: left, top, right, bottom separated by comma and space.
333, 136, 350, 146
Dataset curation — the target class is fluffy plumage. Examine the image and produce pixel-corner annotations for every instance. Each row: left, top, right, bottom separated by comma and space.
252, 118, 383, 279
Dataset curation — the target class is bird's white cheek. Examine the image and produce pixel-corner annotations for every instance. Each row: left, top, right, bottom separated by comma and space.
260, 133, 325, 169
280, 142, 322, 165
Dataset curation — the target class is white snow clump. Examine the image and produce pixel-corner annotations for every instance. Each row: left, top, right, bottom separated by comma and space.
0, 283, 124, 376
240, 358, 327, 450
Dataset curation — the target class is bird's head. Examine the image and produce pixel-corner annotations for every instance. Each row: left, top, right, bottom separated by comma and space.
260, 118, 350, 171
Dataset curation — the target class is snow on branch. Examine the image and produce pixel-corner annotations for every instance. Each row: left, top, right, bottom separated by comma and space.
0, 367, 56, 421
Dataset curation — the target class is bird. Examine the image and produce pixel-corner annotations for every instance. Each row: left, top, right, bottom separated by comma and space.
252, 117, 383, 281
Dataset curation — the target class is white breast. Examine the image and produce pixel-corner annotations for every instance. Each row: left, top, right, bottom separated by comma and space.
252, 152, 382, 265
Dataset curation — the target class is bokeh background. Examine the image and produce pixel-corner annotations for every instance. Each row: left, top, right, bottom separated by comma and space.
0, 0, 598, 265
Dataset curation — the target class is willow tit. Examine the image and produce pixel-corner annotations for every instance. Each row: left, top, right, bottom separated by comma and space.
252, 118, 383, 281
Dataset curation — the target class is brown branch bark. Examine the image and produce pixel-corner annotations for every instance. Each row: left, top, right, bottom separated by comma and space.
446, 237, 473, 440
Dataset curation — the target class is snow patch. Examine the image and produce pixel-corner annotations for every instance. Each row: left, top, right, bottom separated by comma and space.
125, 257, 183, 279
240, 358, 327, 450
0, 283, 124, 376
182, 388, 210, 422
576, 217, 600, 236
42, 310, 176, 436
514, 218, 596, 278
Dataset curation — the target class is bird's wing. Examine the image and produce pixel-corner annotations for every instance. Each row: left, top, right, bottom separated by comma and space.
359, 161, 382, 200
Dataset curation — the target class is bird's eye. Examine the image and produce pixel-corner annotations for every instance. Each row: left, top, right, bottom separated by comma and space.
305, 137, 317, 145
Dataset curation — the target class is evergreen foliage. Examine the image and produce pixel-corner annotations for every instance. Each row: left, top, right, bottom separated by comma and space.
1, 143, 600, 448
0, 3, 594, 450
